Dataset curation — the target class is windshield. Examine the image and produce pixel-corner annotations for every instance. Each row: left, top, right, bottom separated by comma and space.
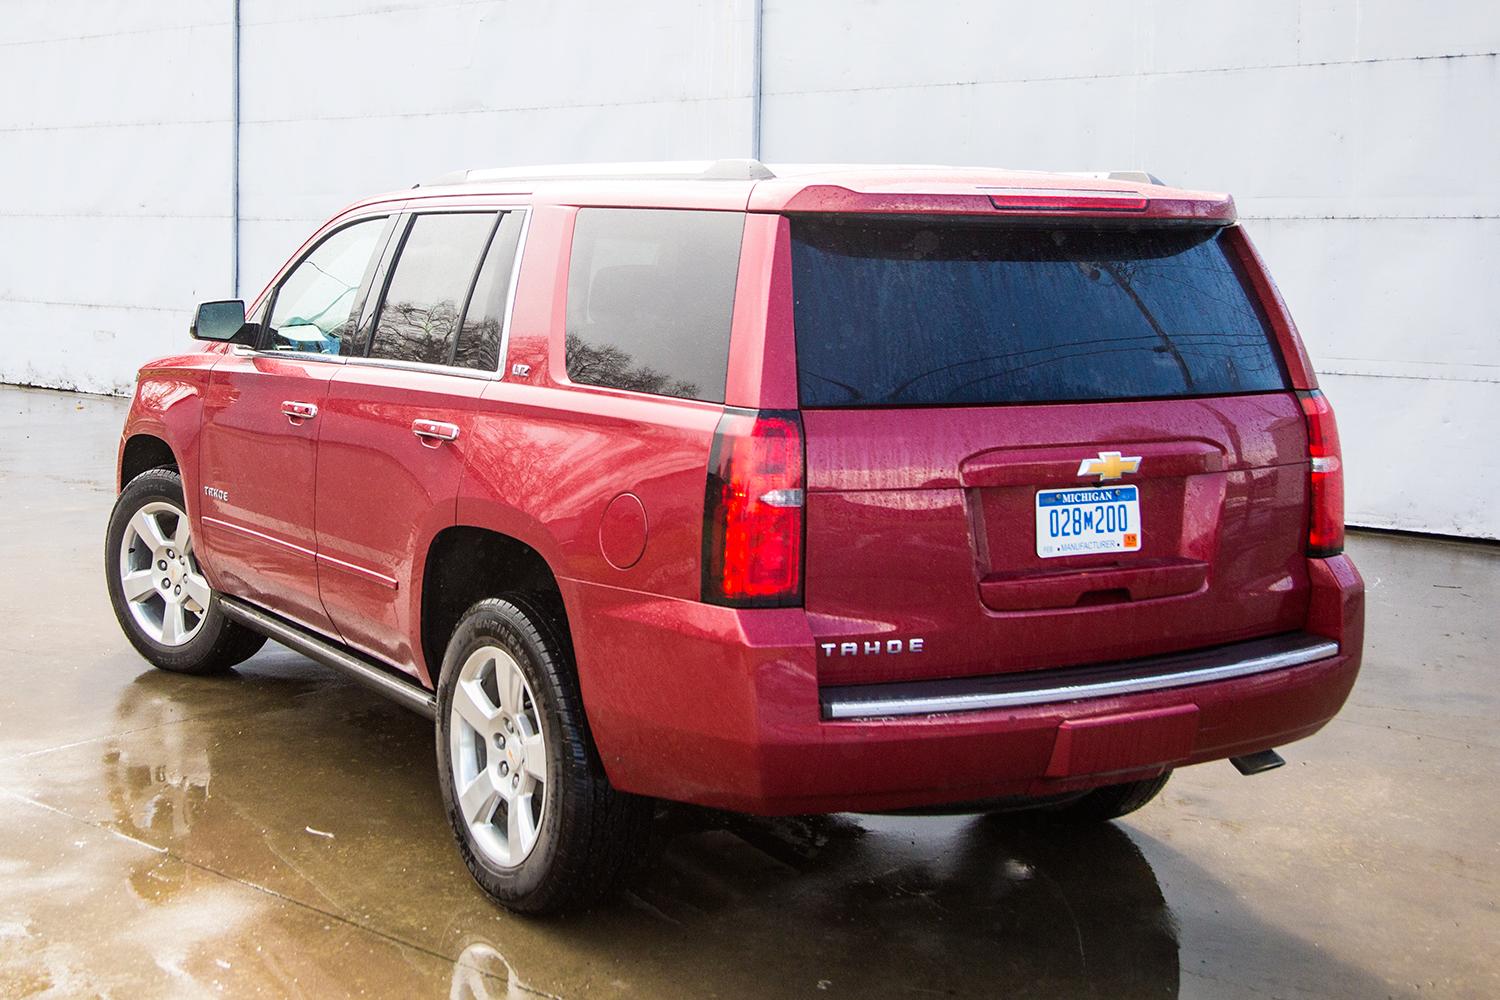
790, 218, 1287, 408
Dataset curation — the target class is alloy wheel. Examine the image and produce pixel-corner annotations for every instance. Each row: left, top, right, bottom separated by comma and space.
118, 500, 211, 647
449, 645, 549, 867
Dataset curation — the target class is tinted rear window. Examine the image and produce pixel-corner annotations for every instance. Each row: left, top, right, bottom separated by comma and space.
371, 212, 497, 365
566, 208, 744, 402
791, 219, 1287, 408
454, 211, 525, 372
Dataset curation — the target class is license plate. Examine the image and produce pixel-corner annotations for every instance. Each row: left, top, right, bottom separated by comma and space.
1035, 485, 1141, 559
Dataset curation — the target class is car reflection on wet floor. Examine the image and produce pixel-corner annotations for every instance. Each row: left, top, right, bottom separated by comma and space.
58, 661, 1181, 997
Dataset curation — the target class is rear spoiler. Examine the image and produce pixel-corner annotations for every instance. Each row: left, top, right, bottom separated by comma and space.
764, 184, 1235, 223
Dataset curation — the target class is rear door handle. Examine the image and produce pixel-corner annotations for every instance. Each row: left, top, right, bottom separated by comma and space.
413, 419, 460, 443
282, 400, 318, 422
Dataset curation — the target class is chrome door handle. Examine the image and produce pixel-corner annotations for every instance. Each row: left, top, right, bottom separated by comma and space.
282, 400, 318, 421
412, 419, 460, 443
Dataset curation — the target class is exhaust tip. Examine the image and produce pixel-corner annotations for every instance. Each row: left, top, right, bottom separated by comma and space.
1230, 749, 1286, 776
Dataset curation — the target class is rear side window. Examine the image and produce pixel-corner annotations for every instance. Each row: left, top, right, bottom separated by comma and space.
453, 212, 525, 372
370, 213, 497, 365
566, 208, 744, 402
790, 219, 1287, 408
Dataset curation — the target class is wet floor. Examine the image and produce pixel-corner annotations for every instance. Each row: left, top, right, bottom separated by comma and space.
0, 383, 1495, 998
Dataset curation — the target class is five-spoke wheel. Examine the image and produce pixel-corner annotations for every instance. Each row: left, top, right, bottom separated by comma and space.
436, 595, 652, 913
118, 500, 213, 647
449, 645, 550, 867
105, 466, 265, 674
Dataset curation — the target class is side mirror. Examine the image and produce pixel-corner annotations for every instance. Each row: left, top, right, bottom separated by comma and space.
190, 300, 248, 343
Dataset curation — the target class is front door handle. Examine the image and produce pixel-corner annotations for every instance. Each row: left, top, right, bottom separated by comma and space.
282, 400, 319, 422
413, 419, 460, 443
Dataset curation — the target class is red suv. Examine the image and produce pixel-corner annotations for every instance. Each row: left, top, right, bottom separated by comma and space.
106, 161, 1364, 912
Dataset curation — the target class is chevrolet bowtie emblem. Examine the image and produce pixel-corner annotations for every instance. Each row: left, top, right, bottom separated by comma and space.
1077, 451, 1141, 481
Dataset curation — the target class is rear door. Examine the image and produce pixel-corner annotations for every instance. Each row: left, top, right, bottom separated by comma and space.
313, 209, 525, 675
789, 217, 1310, 687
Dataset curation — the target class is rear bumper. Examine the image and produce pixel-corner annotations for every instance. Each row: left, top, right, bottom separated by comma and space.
564, 554, 1364, 815
819, 631, 1337, 720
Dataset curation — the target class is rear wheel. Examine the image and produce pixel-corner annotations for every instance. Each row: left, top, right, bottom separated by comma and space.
435, 595, 652, 913
105, 467, 265, 674
1040, 772, 1172, 823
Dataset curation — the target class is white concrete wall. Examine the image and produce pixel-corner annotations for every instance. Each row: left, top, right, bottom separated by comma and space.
0, 0, 753, 394
0, 1, 234, 395
2, 1, 1494, 537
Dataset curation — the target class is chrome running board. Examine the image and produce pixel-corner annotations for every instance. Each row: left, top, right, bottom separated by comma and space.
820, 632, 1339, 720
220, 596, 436, 719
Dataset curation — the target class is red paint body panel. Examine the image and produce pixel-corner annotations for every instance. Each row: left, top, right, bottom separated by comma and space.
116, 164, 1364, 816
1044, 704, 1200, 779
120, 355, 215, 494
564, 554, 1360, 813
800, 396, 1311, 686
313, 365, 491, 676
197, 351, 339, 636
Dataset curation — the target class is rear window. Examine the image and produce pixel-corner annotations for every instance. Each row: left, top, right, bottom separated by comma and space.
566, 208, 744, 403
790, 218, 1287, 408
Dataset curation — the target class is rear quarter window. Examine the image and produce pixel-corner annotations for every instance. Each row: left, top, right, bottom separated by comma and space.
566, 208, 744, 403
790, 219, 1287, 408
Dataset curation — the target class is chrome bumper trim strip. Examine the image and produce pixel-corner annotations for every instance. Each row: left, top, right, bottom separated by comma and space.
821, 635, 1339, 720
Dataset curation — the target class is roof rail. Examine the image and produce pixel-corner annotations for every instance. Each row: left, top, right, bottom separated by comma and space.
419, 158, 775, 188
1065, 169, 1168, 186
1107, 170, 1166, 186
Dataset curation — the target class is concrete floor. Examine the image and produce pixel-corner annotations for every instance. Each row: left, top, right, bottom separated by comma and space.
0, 383, 1495, 999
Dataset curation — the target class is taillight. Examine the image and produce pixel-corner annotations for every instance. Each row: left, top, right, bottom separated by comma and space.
1297, 389, 1345, 557
702, 408, 804, 607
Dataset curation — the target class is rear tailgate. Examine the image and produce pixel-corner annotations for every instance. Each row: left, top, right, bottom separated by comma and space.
790, 216, 1310, 687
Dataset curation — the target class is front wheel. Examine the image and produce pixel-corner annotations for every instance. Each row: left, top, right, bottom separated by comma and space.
105, 467, 265, 674
435, 595, 652, 914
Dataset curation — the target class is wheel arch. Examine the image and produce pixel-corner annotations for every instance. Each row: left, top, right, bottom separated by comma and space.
419, 526, 569, 689
119, 433, 179, 491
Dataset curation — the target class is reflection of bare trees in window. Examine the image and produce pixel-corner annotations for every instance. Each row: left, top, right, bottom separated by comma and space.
565, 333, 700, 399
372, 300, 460, 365
1094, 259, 1195, 390
455, 317, 501, 371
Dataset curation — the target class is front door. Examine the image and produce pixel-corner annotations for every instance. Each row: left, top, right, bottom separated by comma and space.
198, 215, 391, 635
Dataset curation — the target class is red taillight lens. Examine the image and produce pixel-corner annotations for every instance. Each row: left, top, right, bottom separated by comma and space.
1298, 389, 1345, 557
702, 408, 804, 607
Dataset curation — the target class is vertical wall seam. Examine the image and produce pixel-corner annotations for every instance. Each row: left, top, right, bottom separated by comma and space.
750, 0, 763, 160
232, 0, 241, 297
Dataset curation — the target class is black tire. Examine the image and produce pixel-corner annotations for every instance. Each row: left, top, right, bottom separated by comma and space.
1042, 771, 1173, 824
105, 467, 266, 675
435, 594, 652, 914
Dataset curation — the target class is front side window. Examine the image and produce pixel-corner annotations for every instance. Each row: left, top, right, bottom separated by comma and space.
565, 208, 744, 403
264, 218, 386, 354
370, 213, 498, 365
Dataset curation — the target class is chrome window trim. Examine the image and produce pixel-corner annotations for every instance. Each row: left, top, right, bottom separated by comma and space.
820, 636, 1340, 720
492, 206, 532, 381
242, 205, 532, 382
232, 344, 345, 364
342, 355, 496, 381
